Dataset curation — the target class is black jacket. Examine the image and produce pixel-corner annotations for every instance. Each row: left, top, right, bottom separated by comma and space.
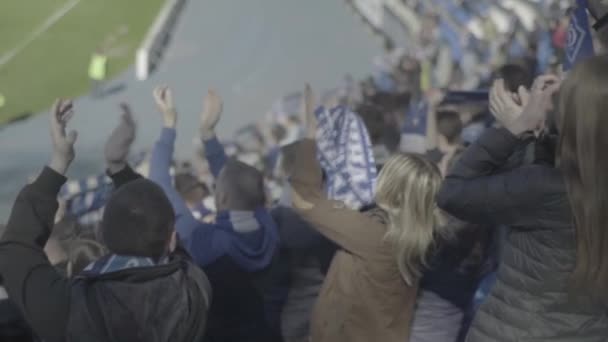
437, 128, 608, 342
0, 166, 211, 342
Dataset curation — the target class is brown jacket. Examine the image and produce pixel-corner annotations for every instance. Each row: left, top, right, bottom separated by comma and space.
283, 139, 418, 342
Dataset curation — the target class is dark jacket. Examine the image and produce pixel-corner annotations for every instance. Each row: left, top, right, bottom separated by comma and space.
0, 295, 35, 342
0, 166, 211, 342
149, 129, 286, 341
437, 127, 608, 342
271, 206, 336, 340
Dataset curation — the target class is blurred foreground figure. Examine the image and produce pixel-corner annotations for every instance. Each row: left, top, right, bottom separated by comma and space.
438, 71, 608, 341
0, 101, 211, 342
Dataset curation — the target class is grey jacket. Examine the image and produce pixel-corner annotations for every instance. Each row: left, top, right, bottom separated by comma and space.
437, 128, 608, 342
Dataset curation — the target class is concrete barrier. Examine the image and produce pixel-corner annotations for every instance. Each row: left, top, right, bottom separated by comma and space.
135, 0, 186, 80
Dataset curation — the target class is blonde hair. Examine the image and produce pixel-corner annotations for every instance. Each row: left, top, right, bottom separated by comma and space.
558, 55, 608, 305
375, 153, 444, 286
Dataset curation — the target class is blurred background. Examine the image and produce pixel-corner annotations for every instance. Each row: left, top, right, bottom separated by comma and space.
0, 0, 573, 219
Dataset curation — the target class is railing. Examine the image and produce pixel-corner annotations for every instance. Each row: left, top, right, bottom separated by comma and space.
135, 0, 186, 80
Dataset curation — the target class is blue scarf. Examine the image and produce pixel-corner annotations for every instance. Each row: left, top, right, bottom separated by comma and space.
80, 254, 169, 277
212, 209, 280, 272
315, 106, 377, 210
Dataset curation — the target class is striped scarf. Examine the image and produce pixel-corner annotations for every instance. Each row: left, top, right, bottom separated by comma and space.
315, 106, 377, 210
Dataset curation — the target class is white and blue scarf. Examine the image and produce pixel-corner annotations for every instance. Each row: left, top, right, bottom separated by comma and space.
80, 254, 169, 276
315, 106, 377, 210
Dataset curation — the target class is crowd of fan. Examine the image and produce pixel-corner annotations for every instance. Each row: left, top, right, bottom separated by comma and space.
2, 0, 608, 341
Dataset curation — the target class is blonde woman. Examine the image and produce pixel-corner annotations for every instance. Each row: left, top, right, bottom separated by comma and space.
282, 86, 444, 342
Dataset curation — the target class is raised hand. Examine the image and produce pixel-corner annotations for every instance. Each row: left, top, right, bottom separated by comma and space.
200, 89, 223, 140
105, 103, 136, 174
490, 75, 560, 136
49, 99, 78, 175
153, 86, 177, 128
304, 84, 317, 139
489, 79, 527, 128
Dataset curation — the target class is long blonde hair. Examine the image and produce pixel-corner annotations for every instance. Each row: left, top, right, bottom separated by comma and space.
558, 55, 608, 306
375, 154, 444, 286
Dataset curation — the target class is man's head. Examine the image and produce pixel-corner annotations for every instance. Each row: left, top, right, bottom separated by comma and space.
101, 179, 176, 259
436, 110, 463, 145
215, 159, 266, 211
175, 173, 210, 208
494, 63, 534, 93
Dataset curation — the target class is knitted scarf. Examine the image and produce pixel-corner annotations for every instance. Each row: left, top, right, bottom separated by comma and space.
315, 106, 377, 210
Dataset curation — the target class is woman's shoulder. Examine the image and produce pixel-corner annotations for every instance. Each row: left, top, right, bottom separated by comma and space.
359, 204, 389, 226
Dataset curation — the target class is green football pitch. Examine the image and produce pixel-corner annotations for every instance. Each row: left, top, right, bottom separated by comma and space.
0, 0, 164, 125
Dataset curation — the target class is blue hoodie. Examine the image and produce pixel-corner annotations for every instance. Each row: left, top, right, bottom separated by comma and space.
149, 128, 279, 272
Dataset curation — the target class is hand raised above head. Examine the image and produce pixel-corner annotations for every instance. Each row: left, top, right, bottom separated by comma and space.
303, 83, 317, 140
49, 99, 78, 175
105, 103, 136, 174
153, 85, 177, 128
200, 89, 223, 139
491, 75, 561, 136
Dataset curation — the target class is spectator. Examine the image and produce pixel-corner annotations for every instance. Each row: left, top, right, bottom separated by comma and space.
65, 238, 106, 277
282, 85, 447, 342
174, 172, 213, 221
493, 63, 534, 93
437, 74, 608, 341
150, 87, 284, 342
558, 55, 608, 311
0, 101, 212, 342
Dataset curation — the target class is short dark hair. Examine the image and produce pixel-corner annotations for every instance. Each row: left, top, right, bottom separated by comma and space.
437, 110, 463, 144
101, 179, 174, 258
495, 63, 533, 93
68, 238, 106, 276
217, 159, 266, 210
357, 103, 385, 145
175, 173, 210, 203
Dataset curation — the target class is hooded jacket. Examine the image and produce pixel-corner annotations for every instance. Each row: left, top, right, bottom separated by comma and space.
0, 166, 211, 342
150, 129, 284, 340
150, 129, 279, 271
437, 127, 608, 342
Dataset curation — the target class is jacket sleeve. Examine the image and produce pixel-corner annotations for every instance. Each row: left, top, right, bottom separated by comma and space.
0, 167, 71, 342
271, 206, 325, 250
107, 164, 141, 188
437, 127, 565, 227
149, 128, 223, 266
284, 139, 385, 258
203, 136, 228, 179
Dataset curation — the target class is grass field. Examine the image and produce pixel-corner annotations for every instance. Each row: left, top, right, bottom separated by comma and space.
0, 0, 164, 125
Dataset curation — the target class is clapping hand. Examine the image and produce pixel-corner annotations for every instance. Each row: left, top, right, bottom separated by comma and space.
200, 89, 223, 140
490, 75, 560, 136
105, 103, 136, 174
49, 99, 78, 175
153, 86, 177, 128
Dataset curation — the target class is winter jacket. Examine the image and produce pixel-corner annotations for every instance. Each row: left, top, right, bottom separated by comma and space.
284, 139, 418, 342
271, 206, 336, 341
0, 166, 211, 342
149, 129, 285, 340
437, 127, 608, 342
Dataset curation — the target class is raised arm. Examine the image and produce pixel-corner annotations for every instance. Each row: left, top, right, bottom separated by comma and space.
0, 100, 77, 341
284, 85, 385, 258
104, 103, 141, 187
199, 89, 227, 178
149, 87, 204, 240
437, 76, 565, 227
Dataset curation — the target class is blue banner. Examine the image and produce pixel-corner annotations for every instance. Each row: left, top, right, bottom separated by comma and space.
564, 0, 595, 70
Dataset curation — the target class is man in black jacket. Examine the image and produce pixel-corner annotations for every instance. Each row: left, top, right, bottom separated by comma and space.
0, 100, 211, 342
